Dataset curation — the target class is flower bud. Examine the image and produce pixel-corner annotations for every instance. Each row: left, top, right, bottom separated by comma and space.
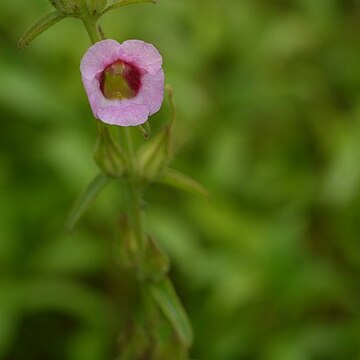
143, 235, 170, 282
94, 123, 127, 178
86, 0, 108, 15
138, 87, 175, 181
116, 215, 169, 281
138, 125, 172, 181
48, 0, 82, 15
48, 0, 107, 16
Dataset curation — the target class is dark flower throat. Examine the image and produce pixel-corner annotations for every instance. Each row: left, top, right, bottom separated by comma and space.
100, 61, 141, 100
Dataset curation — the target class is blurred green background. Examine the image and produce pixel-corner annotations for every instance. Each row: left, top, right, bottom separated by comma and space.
1, 0, 360, 359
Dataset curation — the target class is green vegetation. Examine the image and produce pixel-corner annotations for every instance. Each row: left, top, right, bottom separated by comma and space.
1, 0, 360, 359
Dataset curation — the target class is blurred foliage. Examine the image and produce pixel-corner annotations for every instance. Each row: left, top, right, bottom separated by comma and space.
1, 0, 360, 359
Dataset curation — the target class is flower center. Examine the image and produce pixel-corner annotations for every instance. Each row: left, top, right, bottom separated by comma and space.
100, 61, 141, 100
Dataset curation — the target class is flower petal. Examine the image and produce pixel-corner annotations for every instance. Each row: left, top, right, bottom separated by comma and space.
80, 39, 122, 81
81, 77, 103, 117
133, 68, 164, 114
97, 103, 150, 126
120, 40, 163, 75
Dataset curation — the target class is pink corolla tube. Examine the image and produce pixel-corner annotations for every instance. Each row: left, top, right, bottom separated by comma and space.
80, 39, 164, 126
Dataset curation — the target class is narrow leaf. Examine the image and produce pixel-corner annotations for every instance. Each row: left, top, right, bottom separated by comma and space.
159, 168, 209, 198
101, 0, 157, 15
65, 173, 111, 231
149, 277, 193, 348
18, 11, 66, 49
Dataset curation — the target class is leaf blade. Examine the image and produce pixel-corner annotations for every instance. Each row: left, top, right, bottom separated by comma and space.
65, 173, 111, 231
18, 11, 66, 49
149, 277, 193, 348
159, 168, 209, 198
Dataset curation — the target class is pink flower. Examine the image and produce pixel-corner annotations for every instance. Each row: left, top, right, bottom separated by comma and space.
80, 39, 164, 126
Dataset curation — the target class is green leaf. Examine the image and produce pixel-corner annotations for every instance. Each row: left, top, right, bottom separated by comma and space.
18, 11, 66, 49
148, 277, 193, 348
101, 0, 157, 16
65, 173, 111, 231
159, 168, 209, 198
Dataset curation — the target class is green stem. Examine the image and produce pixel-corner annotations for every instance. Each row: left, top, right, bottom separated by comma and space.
127, 179, 146, 266
123, 127, 147, 266
82, 16, 101, 43
124, 127, 137, 174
